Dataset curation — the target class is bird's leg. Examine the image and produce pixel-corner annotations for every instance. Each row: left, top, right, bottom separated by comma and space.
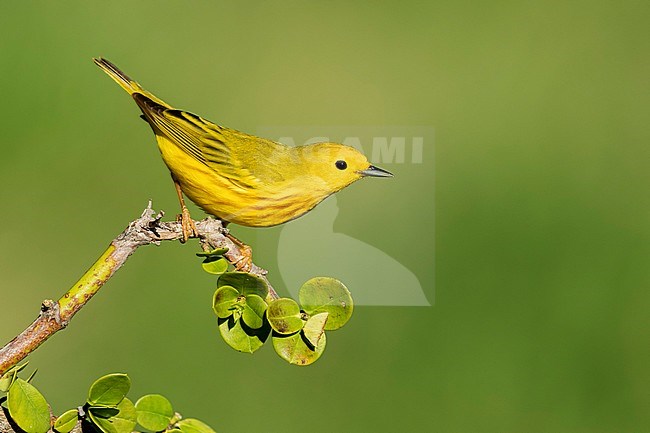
225, 231, 253, 272
172, 176, 199, 243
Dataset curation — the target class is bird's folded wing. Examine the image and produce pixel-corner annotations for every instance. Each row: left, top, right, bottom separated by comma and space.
133, 93, 266, 189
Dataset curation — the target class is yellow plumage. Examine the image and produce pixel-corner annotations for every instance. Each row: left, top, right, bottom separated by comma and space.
94, 57, 392, 228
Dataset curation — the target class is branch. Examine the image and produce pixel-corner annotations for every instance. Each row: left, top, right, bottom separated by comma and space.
0, 202, 277, 376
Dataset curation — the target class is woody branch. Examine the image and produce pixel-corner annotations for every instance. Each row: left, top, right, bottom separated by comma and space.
0, 202, 277, 376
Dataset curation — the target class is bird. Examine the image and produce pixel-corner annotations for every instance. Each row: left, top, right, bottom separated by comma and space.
93, 57, 393, 270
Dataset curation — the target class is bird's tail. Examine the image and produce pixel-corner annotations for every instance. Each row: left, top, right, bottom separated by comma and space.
93, 57, 141, 94
93, 57, 170, 108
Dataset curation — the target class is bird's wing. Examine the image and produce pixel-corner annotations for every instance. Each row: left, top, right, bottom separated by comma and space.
133, 94, 287, 188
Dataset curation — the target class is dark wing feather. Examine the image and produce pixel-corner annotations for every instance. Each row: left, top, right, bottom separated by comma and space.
133, 93, 282, 188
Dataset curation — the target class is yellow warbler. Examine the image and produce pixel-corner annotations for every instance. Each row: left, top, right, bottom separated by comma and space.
94, 57, 392, 244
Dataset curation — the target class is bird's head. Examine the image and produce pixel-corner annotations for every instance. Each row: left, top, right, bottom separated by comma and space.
296, 142, 393, 194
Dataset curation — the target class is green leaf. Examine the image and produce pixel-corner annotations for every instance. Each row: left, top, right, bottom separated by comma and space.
212, 286, 241, 318
89, 398, 137, 433
267, 298, 304, 334
112, 398, 138, 433
241, 294, 267, 329
0, 362, 29, 392
302, 312, 329, 349
201, 257, 229, 275
6, 378, 51, 433
89, 406, 119, 418
167, 430, 183, 433
196, 247, 229, 257
218, 272, 268, 298
135, 394, 174, 431
88, 412, 116, 433
0, 372, 16, 393
178, 418, 216, 433
272, 330, 327, 366
87, 373, 130, 406
299, 277, 353, 330
54, 409, 79, 433
218, 316, 269, 354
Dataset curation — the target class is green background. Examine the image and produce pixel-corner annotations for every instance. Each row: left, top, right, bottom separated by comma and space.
1, 1, 648, 432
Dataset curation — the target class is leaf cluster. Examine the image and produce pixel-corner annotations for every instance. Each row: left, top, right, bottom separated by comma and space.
204, 253, 354, 366
0, 368, 217, 433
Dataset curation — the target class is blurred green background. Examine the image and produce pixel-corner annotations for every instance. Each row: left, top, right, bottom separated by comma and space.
1, 1, 648, 432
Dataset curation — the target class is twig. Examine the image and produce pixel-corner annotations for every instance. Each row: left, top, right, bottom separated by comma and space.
0, 202, 277, 376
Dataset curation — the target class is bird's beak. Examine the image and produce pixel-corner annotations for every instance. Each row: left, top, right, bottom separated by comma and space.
358, 165, 394, 178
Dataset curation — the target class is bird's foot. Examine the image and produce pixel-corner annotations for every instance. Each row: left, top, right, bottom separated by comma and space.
227, 233, 253, 272
177, 207, 199, 243
233, 244, 253, 272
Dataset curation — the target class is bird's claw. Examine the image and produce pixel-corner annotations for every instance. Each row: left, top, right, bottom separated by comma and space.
233, 244, 253, 272
178, 207, 199, 243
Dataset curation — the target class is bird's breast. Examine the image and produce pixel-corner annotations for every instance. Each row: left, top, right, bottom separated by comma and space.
157, 138, 330, 227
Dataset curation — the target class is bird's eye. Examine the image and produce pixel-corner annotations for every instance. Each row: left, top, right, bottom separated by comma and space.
335, 160, 347, 170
